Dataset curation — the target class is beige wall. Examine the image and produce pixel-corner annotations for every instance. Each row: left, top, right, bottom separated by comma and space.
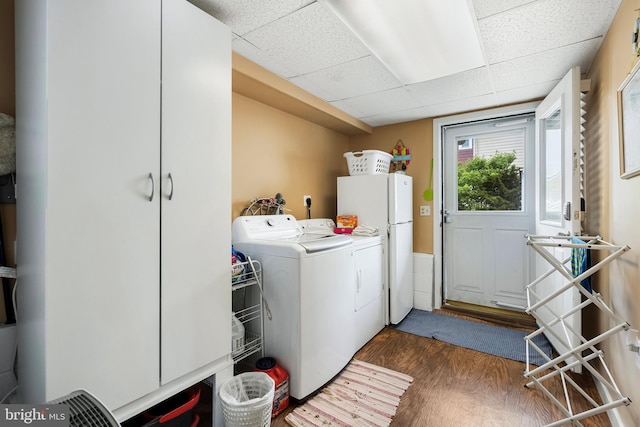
585, 1, 640, 424
349, 120, 434, 254
0, 0, 15, 324
232, 93, 350, 221
231, 90, 435, 254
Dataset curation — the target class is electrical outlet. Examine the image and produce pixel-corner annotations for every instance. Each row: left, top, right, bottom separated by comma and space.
420, 205, 430, 216
303, 195, 312, 207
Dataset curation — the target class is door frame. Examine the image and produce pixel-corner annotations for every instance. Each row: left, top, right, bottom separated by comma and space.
432, 102, 540, 309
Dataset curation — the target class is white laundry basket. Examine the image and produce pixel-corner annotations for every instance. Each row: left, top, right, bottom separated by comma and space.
344, 150, 392, 175
220, 372, 275, 427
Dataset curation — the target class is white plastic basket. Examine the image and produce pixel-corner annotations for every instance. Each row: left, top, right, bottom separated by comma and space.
344, 150, 392, 175
219, 372, 275, 427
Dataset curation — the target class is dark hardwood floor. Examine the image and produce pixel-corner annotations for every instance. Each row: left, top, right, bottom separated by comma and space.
267, 326, 611, 427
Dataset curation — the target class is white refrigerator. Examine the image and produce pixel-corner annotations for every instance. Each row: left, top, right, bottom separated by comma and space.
337, 173, 414, 324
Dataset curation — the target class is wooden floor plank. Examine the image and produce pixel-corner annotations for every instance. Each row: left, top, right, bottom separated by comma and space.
269, 327, 611, 427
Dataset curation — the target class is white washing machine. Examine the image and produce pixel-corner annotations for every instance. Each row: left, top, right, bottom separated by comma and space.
299, 219, 385, 352
232, 215, 355, 400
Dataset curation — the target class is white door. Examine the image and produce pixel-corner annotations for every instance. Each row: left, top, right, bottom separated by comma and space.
389, 173, 413, 224
389, 222, 413, 323
532, 67, 585, 368
388, 174, 414, 323
160, 0, 231, 384
443, 116, 535, 310
16, 0, 161, 408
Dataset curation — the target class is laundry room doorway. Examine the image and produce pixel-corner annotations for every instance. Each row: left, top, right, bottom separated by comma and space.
441, 114, 536, 311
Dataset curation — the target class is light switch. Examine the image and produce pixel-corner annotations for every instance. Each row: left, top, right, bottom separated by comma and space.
420, 205, 430, 216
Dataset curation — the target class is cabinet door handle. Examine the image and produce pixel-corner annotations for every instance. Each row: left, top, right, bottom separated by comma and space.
168, 173, 174, 201
148, 173, 154, 202
356, 270, 361, 292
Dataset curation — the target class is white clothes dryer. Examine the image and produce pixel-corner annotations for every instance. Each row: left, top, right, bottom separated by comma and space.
232, 215, 354, 400
298, 219, 385, 352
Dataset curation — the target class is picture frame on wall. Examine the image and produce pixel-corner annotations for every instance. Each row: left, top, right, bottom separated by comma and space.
618, 58, 640, 179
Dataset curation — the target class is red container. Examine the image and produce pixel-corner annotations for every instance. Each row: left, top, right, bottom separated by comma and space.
142, 385, 200, 427
254, 357, 289, 418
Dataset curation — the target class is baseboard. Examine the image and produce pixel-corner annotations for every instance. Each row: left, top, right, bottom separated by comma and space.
593, 375, 626, 427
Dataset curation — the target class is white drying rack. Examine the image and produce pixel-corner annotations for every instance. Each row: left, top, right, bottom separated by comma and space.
524, 234, 632, 427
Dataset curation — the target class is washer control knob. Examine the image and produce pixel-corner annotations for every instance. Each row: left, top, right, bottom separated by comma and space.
267, 218, 276, 227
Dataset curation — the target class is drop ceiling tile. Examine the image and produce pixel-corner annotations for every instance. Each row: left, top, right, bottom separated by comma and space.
490, 39, 601, 91
330, 100, 366, 119
301, 56, 403, 100
188, 0, 314, 35
242, 2, 370, 76
357, 116, 386, 127
336, 87, 422, 118
472, 0, 536, 19
495, 80, 559, 105
363, 93, 501, 126
407, 67, 493, 106
233, 37, 299, 79
288, 75, 343, 101
478, 0, 621, 64
361, 106, 434, 127
422, 93, 501, 118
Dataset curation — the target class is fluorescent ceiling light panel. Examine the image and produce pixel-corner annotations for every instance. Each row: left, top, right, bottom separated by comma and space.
320, 0, 485, 85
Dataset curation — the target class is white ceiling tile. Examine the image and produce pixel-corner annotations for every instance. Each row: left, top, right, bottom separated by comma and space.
407, 67, 493, 106
329, 100, 366, 119
362, 107, 433, 127
188, 0, 314, 35
479, 0, 621, 64
423, 93, 501, 117
301, 56, 403, 100
472, 0, 536, 19
288, 75, 342, 101
233, 38, 299, 79
361, 93, 500, 126
242, 2, 370, 76
338, 88, 422, 117
490, 39, 601, 91
495, 80, 559, 105
359, 117, 386, 127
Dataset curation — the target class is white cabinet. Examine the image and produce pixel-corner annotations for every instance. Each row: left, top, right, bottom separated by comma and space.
160, 0, 231, 387
15, 0, 231, 415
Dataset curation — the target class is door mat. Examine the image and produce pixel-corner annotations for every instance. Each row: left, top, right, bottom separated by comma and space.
393, 309, 553, 366
285, 359, 413, 427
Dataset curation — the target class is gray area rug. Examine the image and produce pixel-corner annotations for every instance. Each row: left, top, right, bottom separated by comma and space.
393, 309, 552, 366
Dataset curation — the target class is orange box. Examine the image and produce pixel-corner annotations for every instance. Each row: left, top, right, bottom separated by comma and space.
336, 215, 358, 229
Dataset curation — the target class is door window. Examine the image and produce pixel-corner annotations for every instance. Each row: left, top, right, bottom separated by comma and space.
541, 108, 562, 223
456, 127, 527, 212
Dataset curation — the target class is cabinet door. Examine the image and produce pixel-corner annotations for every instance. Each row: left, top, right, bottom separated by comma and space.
17, 0, 161, 408
160, 0, 232, 384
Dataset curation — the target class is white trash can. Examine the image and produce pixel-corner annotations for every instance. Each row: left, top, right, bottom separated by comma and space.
219, 372, 275, 427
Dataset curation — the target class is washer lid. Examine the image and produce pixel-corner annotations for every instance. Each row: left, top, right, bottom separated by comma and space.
298, 234, 352, 253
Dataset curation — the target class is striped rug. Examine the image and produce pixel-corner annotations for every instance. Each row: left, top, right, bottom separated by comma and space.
285, 359, 413, 427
